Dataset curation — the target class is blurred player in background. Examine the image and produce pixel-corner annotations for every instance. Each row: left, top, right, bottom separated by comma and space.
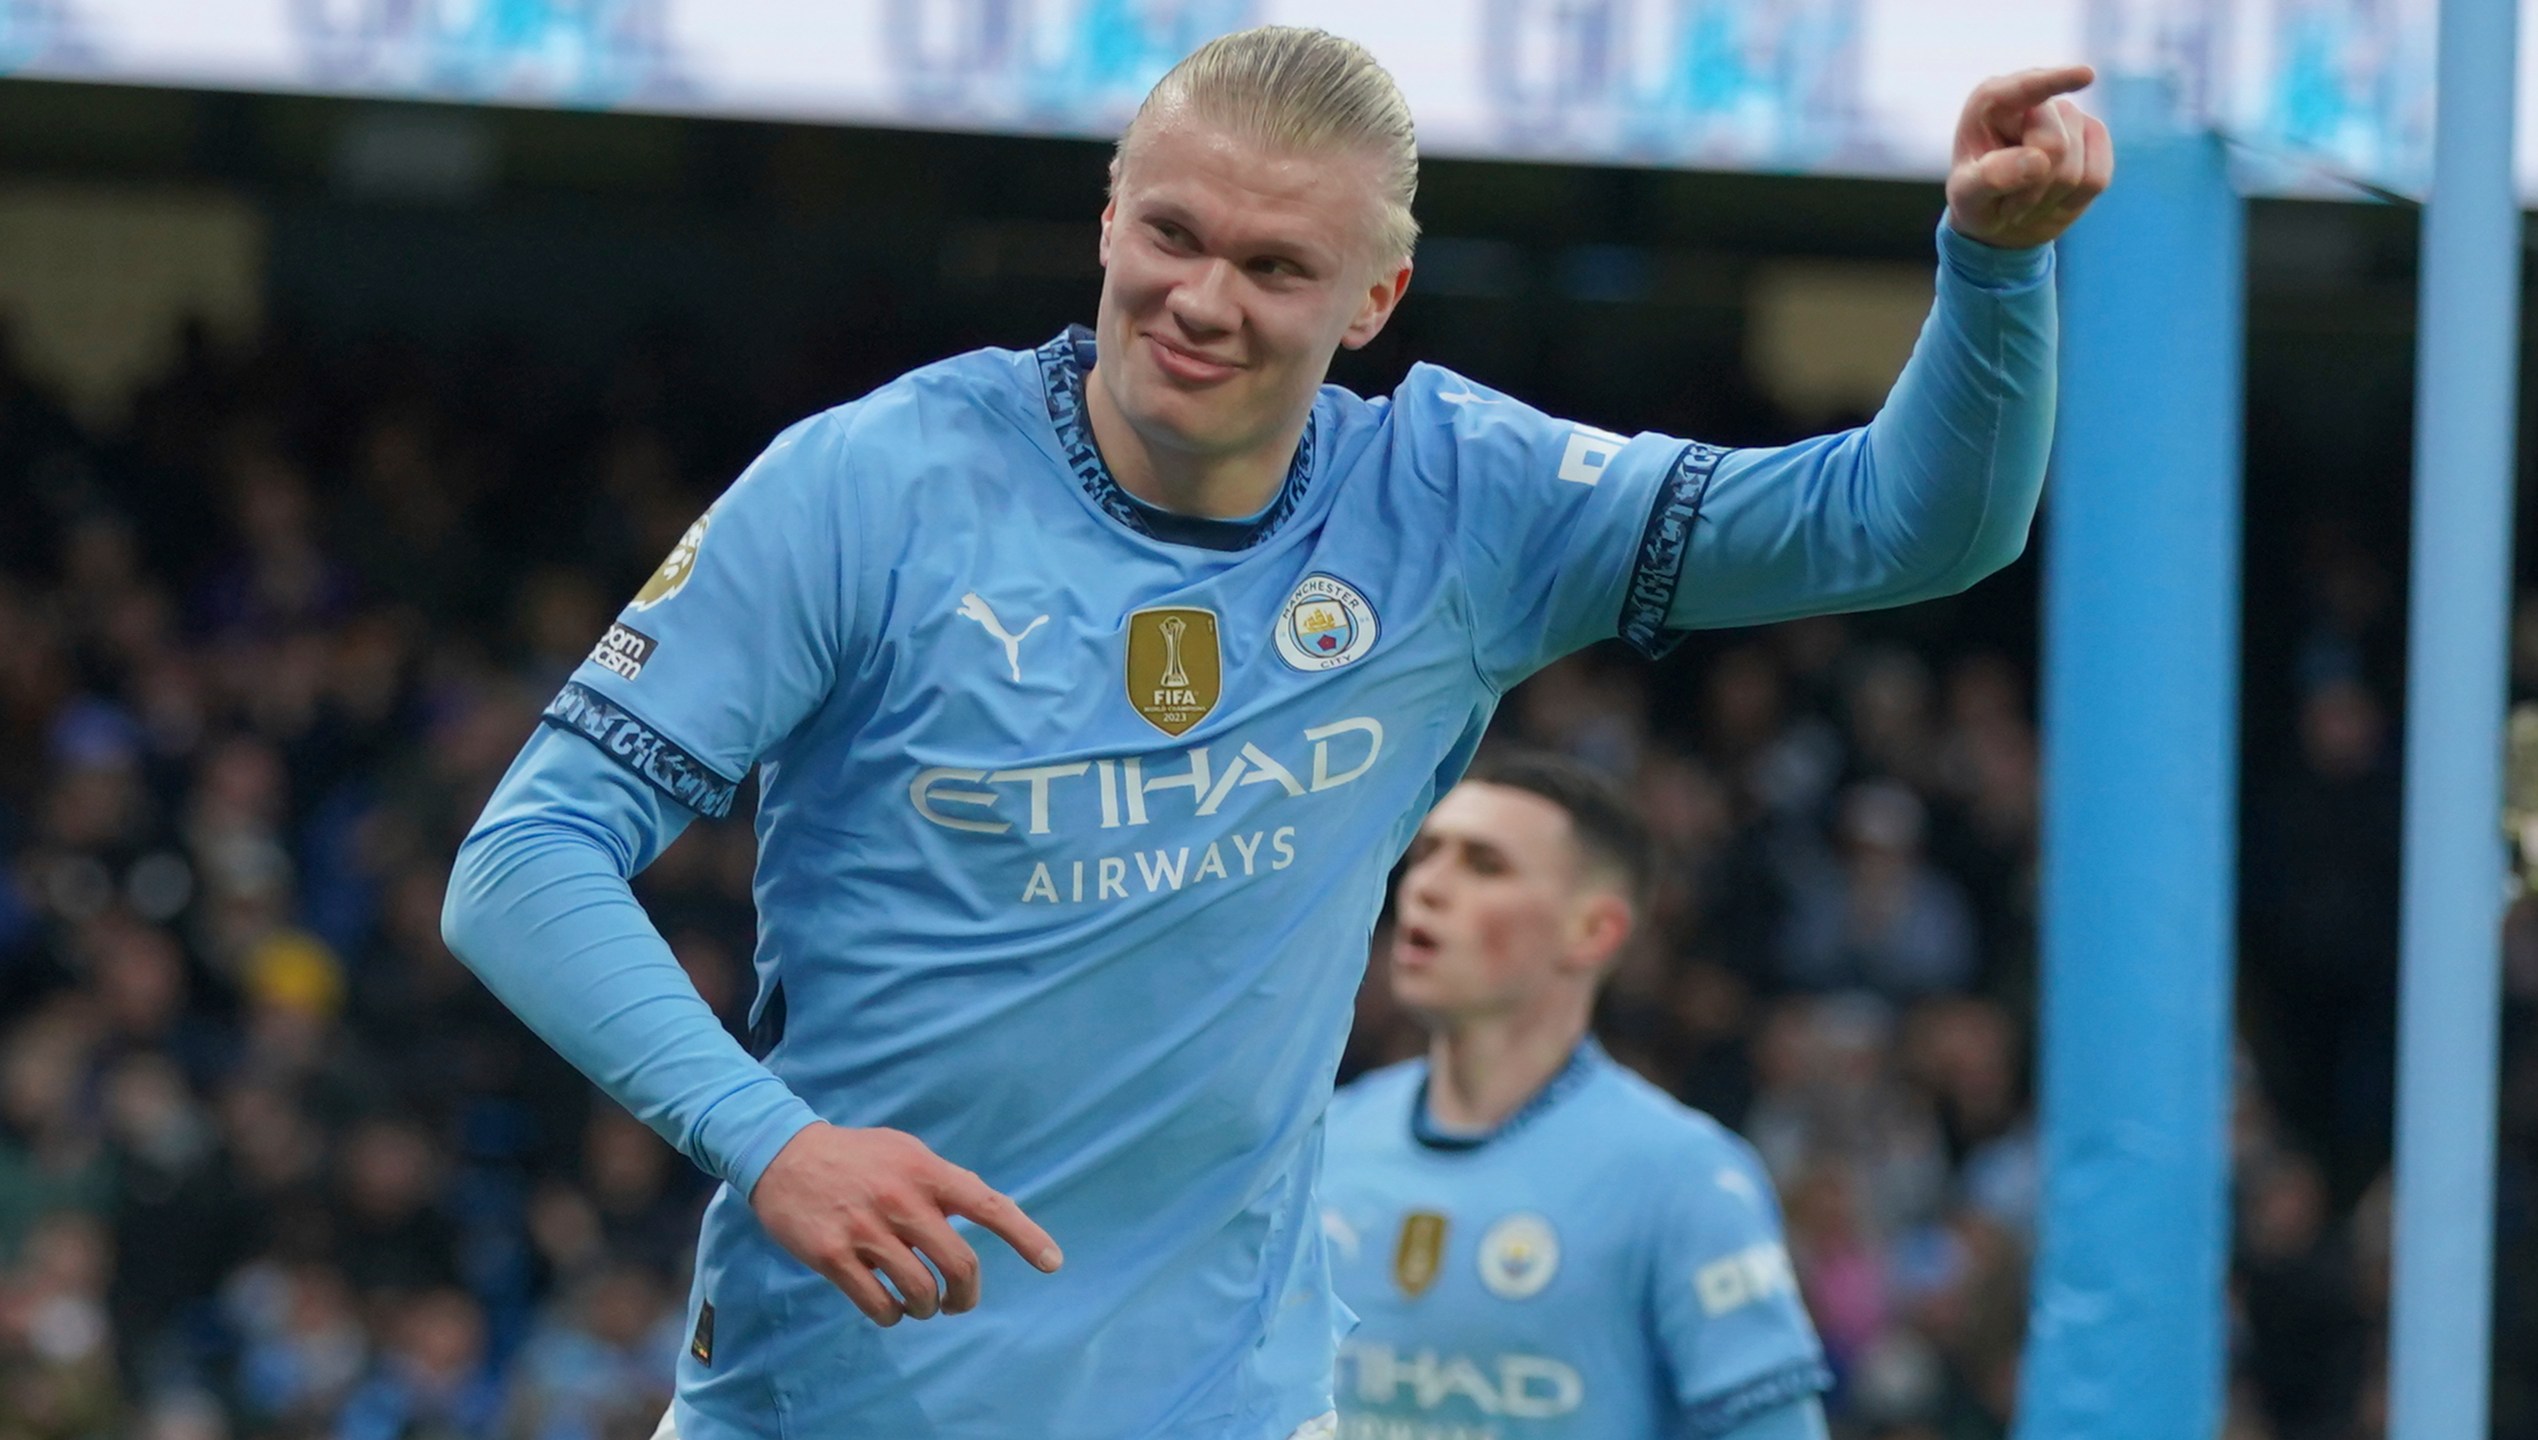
1324, 754, 1827, 1439
440, 22, 2106, 1440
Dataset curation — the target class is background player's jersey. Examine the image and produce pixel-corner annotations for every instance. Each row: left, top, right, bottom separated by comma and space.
533, 327, 1711, 1439
1322, 1045, 1830, 1439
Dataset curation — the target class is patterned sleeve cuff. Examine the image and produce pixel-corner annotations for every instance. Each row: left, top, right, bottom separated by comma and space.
542, 681, 741, 819
1618, 442, 1729, 659
1683, 1359, 1835, 1439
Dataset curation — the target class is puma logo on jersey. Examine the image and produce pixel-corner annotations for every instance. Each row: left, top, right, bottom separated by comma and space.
958, 594, 1049, 683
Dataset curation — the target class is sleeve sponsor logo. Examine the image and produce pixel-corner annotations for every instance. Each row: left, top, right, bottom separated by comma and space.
590, 622, 657, 680
1695, 1240, 1796, 1318
1556, 424, 1627, 486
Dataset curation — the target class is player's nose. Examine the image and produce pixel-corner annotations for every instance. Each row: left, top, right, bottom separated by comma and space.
1398, 859, 1450, 911
1167, 258, 1240, 336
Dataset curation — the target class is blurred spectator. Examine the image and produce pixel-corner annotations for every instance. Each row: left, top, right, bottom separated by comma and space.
332, 1118, 463, 1297
225, 1260, 368, 1428
0, 1210, 123, 1440
334, 1287, 501, 1440
1781, 783, 1979, 999
2244, 677, 2401, 1201
2233, 1150, 2366, 1440
501, 1263, 680, 1440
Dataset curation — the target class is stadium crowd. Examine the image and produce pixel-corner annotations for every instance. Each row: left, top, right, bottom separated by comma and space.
0, 314, 2531, 1440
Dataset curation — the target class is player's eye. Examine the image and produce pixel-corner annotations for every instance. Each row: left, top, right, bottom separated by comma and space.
1150, 221, 1194, 251
1249, 256, 1305, 280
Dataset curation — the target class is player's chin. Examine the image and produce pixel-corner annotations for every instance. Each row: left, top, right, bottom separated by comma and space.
1386, 952, 1453, 1007
1124, 389, 1262, 455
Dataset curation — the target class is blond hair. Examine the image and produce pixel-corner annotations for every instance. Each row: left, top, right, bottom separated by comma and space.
1115, 26, 1420, 264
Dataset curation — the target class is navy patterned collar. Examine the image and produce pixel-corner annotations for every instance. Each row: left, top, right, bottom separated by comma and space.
1033, 325, 1316, 552
1410, 1038, 1607, 1152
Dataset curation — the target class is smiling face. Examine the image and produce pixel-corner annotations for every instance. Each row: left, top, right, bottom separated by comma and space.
1390, 781, 1631, 1023
1093, 106, 1412, 470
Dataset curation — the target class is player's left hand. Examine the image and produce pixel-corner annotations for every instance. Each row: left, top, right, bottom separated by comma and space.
1945, 65, 2115, 250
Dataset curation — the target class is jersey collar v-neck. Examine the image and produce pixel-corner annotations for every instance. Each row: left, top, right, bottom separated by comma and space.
1410, 1038, 1608, 1153
1034, 324, 1318, 552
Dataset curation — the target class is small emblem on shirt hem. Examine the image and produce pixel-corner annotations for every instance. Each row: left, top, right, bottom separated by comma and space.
689, 1300, 714, 1365
1393, 1210, 1448, 1298
1274, 573, 1378, 673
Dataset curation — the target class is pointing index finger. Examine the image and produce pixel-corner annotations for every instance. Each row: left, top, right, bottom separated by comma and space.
942, 1173, 1064, 1273
1982, 64, 2098, 124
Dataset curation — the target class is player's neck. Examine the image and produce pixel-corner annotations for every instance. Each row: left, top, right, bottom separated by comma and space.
1423, 1000, 1593, 1136
1083, 364, 1303, 520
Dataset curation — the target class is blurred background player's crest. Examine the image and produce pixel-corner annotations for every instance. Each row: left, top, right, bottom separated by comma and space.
1476, 1212, 1559, 1299
1392, 1211, 1448, 1298
1127, 606, 1220, 736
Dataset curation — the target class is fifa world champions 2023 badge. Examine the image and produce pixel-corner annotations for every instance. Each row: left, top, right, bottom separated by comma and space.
1274, 573, 1379, 673
1393, 1211, 1448, 1299
1127, 606, 1222, 736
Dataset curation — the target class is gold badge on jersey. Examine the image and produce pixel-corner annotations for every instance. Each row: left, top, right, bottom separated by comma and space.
1393, 1211, 1449, 1299
633, 511, 712, 610
1125, 607, 1221, 736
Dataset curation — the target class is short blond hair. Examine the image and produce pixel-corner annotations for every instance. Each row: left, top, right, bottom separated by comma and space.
1115, 26, 1420, 264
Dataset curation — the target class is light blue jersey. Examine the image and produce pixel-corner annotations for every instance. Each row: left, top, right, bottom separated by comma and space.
442, 223, 2052, 1440
1323, 1045, 1828, 1440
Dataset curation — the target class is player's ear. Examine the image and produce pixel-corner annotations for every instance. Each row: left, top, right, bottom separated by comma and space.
1339, 258, 1412, 351
1099, 197, 1118, 269
1567, 890, 1633, 976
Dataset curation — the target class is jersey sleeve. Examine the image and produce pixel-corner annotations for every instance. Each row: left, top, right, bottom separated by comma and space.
444, 729, 820, 1194
1649, 1135, 1832, 1438
1393, 364, 1721, 691
543, 407, 862, 814
1664, 223, 2055, 631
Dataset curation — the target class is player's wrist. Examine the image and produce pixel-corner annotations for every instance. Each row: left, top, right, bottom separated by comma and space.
721, 1090, 828, 1200
1937, 215, 2055, 288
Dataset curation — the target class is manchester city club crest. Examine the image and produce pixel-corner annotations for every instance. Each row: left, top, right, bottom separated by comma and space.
1273, 572, 1378, 672
1477, 1212, 1559, 1300
1126, 606, 1221, 736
